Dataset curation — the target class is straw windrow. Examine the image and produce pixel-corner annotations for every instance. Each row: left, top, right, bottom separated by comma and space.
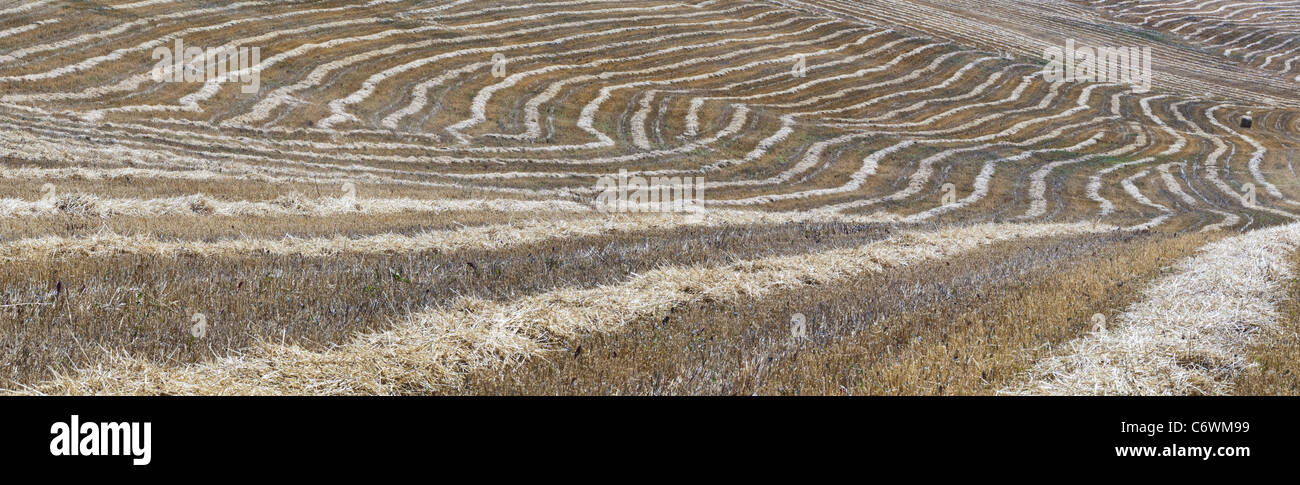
1006, 221, 1300, 395
0, 209, 896, 260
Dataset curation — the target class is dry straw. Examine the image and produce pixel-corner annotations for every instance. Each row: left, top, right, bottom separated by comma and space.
1006, 221, 1300, 395
17, 222, 1111, 395
0, 192, 591, 219
0, 209, 891, 261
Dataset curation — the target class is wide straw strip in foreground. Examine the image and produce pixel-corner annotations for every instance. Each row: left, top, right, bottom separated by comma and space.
1006, 221, 1300, 395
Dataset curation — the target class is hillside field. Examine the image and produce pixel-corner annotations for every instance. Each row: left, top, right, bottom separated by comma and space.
2, 0, 1300, 395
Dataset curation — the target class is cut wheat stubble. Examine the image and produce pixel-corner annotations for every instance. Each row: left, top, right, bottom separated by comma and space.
17, 222, 1113, 395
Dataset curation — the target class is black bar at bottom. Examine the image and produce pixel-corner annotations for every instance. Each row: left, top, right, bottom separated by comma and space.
0, 397, 1289, 473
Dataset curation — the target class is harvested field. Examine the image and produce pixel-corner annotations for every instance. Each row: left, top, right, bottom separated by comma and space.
1, 0, 1298, 395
